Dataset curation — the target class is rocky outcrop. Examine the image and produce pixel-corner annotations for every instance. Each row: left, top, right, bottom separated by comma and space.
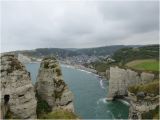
0, 54, 37, 119
128, 92, 159, 119
36, 57, 74, 112
107, 66, 155, 100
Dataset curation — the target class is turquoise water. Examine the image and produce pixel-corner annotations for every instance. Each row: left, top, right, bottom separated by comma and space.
25, 63, 129, 119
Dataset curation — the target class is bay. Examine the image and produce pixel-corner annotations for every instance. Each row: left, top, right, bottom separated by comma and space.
25, 63, 129, 119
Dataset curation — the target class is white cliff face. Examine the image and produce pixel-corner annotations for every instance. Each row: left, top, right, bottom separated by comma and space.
36, 57, 74, 112
0, 54, 37, 119
107, 66, 155, 100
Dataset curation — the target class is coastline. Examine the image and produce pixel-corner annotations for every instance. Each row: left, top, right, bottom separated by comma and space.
60, 62, 108, 80
25, 61, 131, 111
61, 63, 100, 76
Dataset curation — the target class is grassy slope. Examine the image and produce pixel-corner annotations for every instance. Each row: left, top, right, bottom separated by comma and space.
40, 109, 78, 119
128, 80, 159, 95
126, 59, 159, 72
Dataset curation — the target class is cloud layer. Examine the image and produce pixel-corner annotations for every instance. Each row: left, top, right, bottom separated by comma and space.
1, 0, 159, 52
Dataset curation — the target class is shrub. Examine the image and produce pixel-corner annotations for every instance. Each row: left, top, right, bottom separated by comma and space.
43, 62, 49, 68
36, 92, 52, 118
55, 68, 62, 76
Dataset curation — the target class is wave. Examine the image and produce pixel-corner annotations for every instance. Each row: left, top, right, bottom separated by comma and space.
77, 69, 92, 74
100, 79, 105, 89
62, 64, 93, 74
118, 99, 130, 106
97, 98, 108, 104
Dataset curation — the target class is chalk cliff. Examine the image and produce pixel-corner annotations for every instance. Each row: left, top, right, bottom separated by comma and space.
0, 54, 37, 119
36, 57, 74, 112
107, 66, 155, 100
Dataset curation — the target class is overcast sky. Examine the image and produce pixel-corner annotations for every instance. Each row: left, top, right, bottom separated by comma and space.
1, 0, 159, 52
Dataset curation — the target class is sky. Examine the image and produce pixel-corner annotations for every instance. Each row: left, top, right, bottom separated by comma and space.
1, 0, 159, 52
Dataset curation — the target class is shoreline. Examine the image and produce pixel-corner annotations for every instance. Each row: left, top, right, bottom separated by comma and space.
61, 63, 103, 77
60, 63, 108, 81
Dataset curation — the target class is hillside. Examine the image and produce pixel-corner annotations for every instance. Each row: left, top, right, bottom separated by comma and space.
8, 45, 136, 58
112, 45, 159, 65
85, 45, 159, 73
75, 45, 127, 56
126, 59, 159, 72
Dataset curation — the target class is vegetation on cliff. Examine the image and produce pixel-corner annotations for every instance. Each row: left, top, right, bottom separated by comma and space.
141, 106, 159, 119
128, 80, 159, 96
40, 109, 78, 119
36, 92, 52, 118
36, 56, 75, 119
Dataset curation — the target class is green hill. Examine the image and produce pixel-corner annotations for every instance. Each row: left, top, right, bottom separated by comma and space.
112, 45, 159, 65
126, 59, 159, 72
9, 45, 136, 58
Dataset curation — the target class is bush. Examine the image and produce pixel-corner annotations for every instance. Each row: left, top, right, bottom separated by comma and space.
43, 62, 49, 68
55, 68, 62, 76
36, 92, 52, 118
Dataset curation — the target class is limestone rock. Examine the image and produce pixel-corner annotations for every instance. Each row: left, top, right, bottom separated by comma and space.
0, 54, 37, 119
128, 92, 159, 119
36, 57, 74, 112
107, 66, 155, 100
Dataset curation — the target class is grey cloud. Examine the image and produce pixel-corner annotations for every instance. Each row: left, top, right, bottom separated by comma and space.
98, 1, 159, 34
1, 0, 159, 52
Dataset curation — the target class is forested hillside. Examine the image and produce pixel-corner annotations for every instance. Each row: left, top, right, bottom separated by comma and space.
112, 45, 159, 65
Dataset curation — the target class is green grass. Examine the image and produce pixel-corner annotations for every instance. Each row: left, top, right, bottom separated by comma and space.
126, 59, 159, 72
36, 91, 52, 118
40, 109, 78, 119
